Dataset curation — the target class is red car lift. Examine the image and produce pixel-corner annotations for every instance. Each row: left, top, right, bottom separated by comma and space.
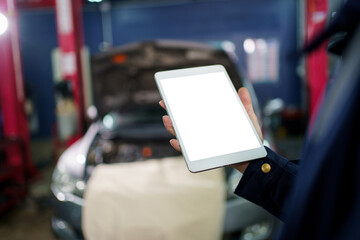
0, 0, 38, 214
51, 0, 86, 160
305, 0, 328, 123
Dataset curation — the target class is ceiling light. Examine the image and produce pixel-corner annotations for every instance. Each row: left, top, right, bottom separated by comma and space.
0, 13, 8, 36
243, 39, 255, 54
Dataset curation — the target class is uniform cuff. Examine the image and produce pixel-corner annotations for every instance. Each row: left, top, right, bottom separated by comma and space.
234, 146, 296, 219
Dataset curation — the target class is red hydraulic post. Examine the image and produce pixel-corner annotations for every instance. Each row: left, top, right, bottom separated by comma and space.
55, 0, 85, 139
0, 0, 38, 184
305, 0, 328, 122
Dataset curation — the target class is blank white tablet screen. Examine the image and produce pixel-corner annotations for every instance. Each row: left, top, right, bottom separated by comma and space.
160, 72, 261, 162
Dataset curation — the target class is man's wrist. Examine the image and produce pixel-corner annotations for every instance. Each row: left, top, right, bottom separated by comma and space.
231, 161, 250, 174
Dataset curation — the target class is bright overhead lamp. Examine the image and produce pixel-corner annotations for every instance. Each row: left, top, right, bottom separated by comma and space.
243, 39, 255, 54
0, 13, 8, 36
88, 0, 103, 2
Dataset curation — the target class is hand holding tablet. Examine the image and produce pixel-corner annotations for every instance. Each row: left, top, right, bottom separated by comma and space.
159, 88, 262, 173
155, 65, 267, 173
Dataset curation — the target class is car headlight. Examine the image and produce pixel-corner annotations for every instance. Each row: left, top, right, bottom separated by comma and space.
240, 221, 274, 240
52, 164, 86, 198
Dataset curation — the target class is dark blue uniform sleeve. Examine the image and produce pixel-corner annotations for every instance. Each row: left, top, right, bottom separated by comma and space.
234, 147, 298, 221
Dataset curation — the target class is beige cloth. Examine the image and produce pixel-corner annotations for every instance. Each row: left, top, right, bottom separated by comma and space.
82, 157, 225, 240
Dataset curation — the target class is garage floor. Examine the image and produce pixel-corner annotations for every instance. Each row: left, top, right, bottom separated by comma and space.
0, 135, 303, 240
0, 140, 57, 240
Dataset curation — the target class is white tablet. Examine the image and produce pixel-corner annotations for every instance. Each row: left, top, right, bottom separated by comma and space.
155, 65, 267, 172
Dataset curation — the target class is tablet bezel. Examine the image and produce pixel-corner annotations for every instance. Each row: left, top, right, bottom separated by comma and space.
155, 65, 267, 172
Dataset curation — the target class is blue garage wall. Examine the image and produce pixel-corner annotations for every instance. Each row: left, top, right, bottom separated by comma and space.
111, 1, 283, 42
107, 0, 299, 107
19, 0, 298, 138
82, 10, 103, 53
19, 11, 58, 138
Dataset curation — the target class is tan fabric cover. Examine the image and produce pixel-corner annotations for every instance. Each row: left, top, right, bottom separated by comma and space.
82, 157, 225, 240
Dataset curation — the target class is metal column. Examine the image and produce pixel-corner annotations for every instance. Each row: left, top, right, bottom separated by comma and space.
55, 0, 85, 139
0, 0, 38, 205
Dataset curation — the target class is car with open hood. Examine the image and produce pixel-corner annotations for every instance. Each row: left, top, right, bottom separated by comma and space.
50, 40, 280, 240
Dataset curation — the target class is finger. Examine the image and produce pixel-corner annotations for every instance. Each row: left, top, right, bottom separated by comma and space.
170, 139, 181, 152
238, 87, 263, 142
238, 87, 254, 115
238, 87, 257, 122
162, 115, 176, 136
159, 100, 166, 110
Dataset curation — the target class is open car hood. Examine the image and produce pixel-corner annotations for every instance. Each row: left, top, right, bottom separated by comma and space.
91, 40, 243, 117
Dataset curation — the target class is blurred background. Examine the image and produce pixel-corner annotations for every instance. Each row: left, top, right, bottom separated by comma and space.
0, 0, 342, 239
